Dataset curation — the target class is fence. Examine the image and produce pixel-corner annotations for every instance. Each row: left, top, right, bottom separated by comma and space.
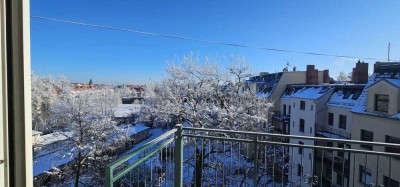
106, 124, 400, 187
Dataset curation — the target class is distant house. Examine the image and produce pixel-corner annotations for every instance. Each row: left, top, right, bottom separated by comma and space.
113, 104, 142, 124
33, 131, 73, 158
118, 124, 150, 147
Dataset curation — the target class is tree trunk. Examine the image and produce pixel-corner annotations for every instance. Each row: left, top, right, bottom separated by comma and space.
193, 142, 205, 187
75, 151, 82, 187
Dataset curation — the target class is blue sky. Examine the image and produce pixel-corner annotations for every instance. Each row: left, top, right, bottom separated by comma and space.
31, 0, 400, 84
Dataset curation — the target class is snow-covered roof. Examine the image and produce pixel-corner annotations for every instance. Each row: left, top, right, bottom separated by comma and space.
383, 79, 400, 88
246, 72, 282, 99
351, 71, 400, 120
282, 86, 333, 100
118, 124, 150, 137
33, 147, 75, 176
114, 104, 142, 118
327, 86, 364, 109
37, 132, 72, 146
316, 131, 348, 140
32, 130, 42, 136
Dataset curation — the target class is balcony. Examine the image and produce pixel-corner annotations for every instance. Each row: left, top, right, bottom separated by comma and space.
315, 124, 351, 139
106, 125, 400, 187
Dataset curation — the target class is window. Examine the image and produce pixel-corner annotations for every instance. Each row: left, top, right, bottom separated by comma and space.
288, 105, 291, 115
299, 119, 305, 132
375, 94, 389, 112
339, 115, 346, 129
361, 130, 373, 150
359, 165, 372, 185
328, 113, 334, 126
338, 143, 344, 157
386, 135, 400, 154
384, 175, 400, 187
293, 102, 295, 108
297, 164, 303, 176
309, 127, 312, 134
298, 141, 304, 154
293, 121, 295, 127
300, 100, 305, 110
283, 104, 287, 116
311, 105, 313, 111
327, 142, 333, 147
337, 174, 343, 186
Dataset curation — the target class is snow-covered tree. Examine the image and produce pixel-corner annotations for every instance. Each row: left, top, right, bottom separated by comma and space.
53, 90, 125, 186
138, 53, 272, 131
138, 53, 278, 186
31, 74, 57, 132
337, 71, 350, 82
115, 85, 136, 98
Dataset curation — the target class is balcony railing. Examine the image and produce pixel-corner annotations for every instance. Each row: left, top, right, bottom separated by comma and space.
106, 125, 400, 187
315, 123, 351, 139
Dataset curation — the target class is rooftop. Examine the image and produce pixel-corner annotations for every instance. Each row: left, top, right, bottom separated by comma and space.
351, 65, 400, 120
36, 131, 72, 146
282, 86, 333, 100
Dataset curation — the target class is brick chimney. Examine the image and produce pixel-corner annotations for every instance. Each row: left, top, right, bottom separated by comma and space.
351, 61, 368, 84
306, 65, 318, 84
323, 70, 330, 83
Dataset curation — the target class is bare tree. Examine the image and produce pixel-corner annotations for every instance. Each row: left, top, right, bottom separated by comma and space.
54, 90, 124, 186
138, 53, 278, 186
337, 71, 350, 82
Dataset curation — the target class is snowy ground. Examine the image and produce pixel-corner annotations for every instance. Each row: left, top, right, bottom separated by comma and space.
113, 104, 142, 118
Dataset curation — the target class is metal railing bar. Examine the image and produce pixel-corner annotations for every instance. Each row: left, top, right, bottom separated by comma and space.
113, 137, 175, 182
290, 147, 293, 186
352, 153, 356, 187
183, 127, 400, 148
389, 157, 392, 186
184, 134, 254, 143
255, 140, 400, 157
375, 155, 379, 187
108, 128, 177, 170
184, 134, 400, 157
320, 150, 324, 187
331, 151, 334, 187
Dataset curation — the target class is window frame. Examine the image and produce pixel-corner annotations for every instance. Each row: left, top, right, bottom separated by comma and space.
360, 129, 373, 150
359, 165, 372, 185
298, 141, 304, 155
1, 0, 33, 186
338, 114, 346, 129
299, 118, 305, 132
385, 135, 400, 154
328, 113, 334, 126
300, 100, 305, 110
374, 94, 389, 112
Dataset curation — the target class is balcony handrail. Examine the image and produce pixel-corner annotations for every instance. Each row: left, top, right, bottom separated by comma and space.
184, 133, 400, 157
106, 125, 400, 187
106, 128, 177, 186
183, 127, 400, 148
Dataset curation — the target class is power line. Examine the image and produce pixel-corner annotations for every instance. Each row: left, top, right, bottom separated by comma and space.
31, 15, 384, 61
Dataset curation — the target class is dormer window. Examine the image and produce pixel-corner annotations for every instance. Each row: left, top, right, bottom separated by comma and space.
300, 101, 305, 110
375, 94, 389, 112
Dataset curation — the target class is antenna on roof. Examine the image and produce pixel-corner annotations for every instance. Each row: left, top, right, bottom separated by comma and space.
388, 42, 391, 61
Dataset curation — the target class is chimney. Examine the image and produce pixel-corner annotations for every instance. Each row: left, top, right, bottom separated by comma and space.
323, 70, 330, 83
306, 65, 318, 84
351, 61, 368, 84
